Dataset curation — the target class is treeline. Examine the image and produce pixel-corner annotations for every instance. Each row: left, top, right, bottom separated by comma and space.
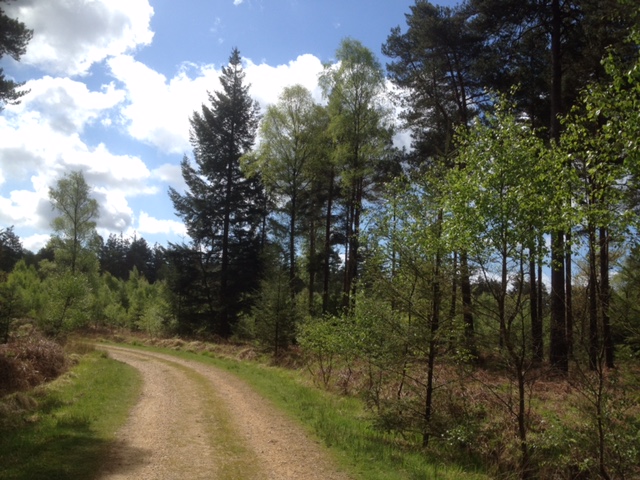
0, 200, 171, 340
161, 0, 640, 369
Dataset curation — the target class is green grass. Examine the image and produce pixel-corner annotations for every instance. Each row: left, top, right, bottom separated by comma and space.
0, 352, 142, 480
118, 343, 489, 480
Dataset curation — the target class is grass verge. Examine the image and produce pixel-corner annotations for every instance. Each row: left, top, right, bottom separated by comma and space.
116, 343, 488, 480
0, 351, 141, 480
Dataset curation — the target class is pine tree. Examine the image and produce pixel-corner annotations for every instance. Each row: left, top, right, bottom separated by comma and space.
169, 48, 265, 337
0, 0, 33, 109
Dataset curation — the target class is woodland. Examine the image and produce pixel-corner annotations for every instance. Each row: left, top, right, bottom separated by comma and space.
2, 0, 640, 478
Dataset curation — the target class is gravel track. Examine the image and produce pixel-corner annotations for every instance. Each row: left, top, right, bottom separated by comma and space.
97, 346, 351, 480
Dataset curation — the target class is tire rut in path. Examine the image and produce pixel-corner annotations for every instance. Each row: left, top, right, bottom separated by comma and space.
97, 346, 352, 480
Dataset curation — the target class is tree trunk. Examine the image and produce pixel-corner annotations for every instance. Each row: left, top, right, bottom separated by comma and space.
537, 241, 544, 355
220, 157, 233, 337
517, 364, 532, 479
549, 0, 568, 373
450, 252, 458, 324
550, 0, 562, 144
322, 168, 334, 313
308, 205, 316, 313
460, 251, 473, 337
350, 177, 363, 302
566, 231, 573, 356
588, 224, 599, 370
342, 198, 353, 309
599, 227, 614, 368
550, 231, 568, 372
289, 193, 297, 299
343, 176, 362, 311
423, 212, 443, 447
530, 247, 543, 363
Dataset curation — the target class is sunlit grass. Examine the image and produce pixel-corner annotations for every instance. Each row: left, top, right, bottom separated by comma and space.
0, 352, 141, 480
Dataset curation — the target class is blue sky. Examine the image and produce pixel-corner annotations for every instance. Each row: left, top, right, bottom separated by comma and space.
0, 0, 456, 252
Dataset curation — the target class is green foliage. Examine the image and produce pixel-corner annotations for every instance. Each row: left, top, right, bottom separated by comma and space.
298, 315, 346, 388
559, 32, 640, 242
4, 260, 44, 320
0, 226, 25, 273
40, 271, 91, 335
319, 38, 394, 306
87, 267, 175, 335
242, 84, 327, 300
249, 266, 300, 356
243, 84, 321, 193
49, 170, 100, 275
135, 282, 174, 337
0, 274, 23, 343
445, 96, 550, 258
570, 366, 640, 479
99, 233, 159, 282
383, 1, 481, 160
0, 1, 33, 109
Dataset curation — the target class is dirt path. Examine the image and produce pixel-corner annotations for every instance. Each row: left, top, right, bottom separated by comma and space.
96, 346, 352, 480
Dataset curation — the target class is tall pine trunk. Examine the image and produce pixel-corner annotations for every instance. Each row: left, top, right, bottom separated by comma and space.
566, 231, 573, 356
322, 167, 335, 313
220, 153, 233, 337
343, 176, 363, 310
600, 227, 614, 368
289, 193, 297, 299
423, 210, 443, 447
549, 0, 568, 372
308, 202, 317, 313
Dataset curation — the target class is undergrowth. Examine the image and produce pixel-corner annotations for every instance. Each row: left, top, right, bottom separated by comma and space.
0, 325, 67, 396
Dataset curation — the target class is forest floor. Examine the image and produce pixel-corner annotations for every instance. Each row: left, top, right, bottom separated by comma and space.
96, 345, 352, 480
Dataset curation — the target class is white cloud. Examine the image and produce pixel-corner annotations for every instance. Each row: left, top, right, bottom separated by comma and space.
109, 55, 221, 154
77, 143, 154, 194
233, 0, 244, 5
22, 234, 50, 253
108, 53, 327, 155
10, 76, 125, 135
0, 77, 156, 237
6, 0, 154, 76
245, 54, 325, 107
393, 129, 412, 151
0, 189, 52, 231
137, 211, 187, 237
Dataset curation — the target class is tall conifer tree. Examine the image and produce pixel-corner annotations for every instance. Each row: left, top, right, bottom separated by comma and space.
169, 48, 265, 337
